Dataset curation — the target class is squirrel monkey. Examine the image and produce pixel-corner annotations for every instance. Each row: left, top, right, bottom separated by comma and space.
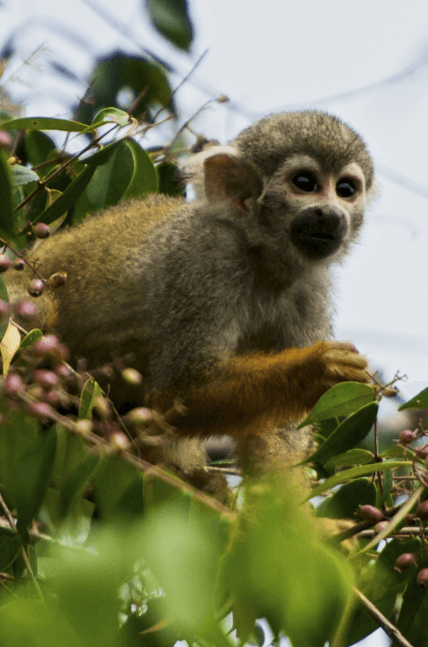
7, 110, 375, 478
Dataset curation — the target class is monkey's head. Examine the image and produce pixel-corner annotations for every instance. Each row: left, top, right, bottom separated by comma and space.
187, 110, 375, 275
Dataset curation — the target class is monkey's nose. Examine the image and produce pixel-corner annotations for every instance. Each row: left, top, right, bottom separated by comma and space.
290, 207, 347, 259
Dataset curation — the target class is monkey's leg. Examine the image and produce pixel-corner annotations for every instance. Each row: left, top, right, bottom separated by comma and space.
156, 341, 368, 441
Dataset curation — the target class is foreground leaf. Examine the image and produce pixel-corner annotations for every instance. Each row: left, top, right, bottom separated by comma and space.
298, 382, 375, 427
299, 401, 378, 466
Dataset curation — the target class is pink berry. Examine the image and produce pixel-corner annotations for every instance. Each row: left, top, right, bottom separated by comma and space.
399, 430, 415, 445
13, 300, 37, 320
33, 335, 60, 355
416, 501, 428, 520
26, 401, 54, 420
28, 279, 45, 297
4, 373, 24, 395
0, 130, 11, 148
0, 300, 9, 319
13, 258, 25, 271
394, 553, 416, 571
416, 568, 428, 586
32, 223, 50, 239
358, 505, 384, 523
33, 369, 59, 390
0, 255, 12, 273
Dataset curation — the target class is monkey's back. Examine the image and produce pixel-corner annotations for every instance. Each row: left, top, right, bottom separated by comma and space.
7, 195, 186, 368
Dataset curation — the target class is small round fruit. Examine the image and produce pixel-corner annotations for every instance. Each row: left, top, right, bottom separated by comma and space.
32, 223, 50, 239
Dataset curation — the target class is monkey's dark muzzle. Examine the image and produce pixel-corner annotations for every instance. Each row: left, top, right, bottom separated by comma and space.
290, 208, 347, 259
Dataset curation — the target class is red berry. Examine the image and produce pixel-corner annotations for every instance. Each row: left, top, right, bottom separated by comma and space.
55, 364, 73, 379
13, 300, 37, 320
358, 505, 384, 523
4, 373, 24, 395
40, 389, 59, 405
13, 258, 25, 271
416, 501, 428, 520
0, 255, 12, 273
416, 568, 428, 586
28, 279, 45, 297
0, 300, 9, 319
26, 401, 54, 420
394, 553, 416, 571
374, 521, 388, 533
33, 369, 59, 390
32, 223, 50, 239
33, 335, 60, 355
399, 430, 415, 445
0, 130, 11, 148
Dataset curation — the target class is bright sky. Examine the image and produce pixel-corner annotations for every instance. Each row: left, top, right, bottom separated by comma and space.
1, 0, 428, 410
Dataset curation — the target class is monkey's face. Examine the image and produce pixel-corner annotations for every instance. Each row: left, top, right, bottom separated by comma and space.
260, 155, 368, 263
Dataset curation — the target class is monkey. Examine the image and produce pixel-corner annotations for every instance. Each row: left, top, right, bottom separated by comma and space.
6, 110, 376, 485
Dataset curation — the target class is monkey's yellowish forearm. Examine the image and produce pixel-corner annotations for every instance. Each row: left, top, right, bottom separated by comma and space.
158, 342, 368, 441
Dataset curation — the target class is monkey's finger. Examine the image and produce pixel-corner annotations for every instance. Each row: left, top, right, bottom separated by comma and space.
325, 365, 371, 384
324, 341, 359, 353
325, 348, 368, 369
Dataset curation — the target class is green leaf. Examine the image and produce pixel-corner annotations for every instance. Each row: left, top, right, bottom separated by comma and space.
146, 0, 194, 51
0, 421, 58, 538
379, 444, 407, 459
157, 160, 185, 196
299, 401, 378, 466
397, 558, 428, 646
222, 493, 353, 647
0, 276, 9, 342
143, 500, 227, 639
347, 537, 421, 645
86, 139, 134, 209
323, 448, 374, 468
1, 117, 87, 132
399, 387, 428, 410
58, 454, 99, 519
94, 455, 144, 522
21, 329, 44, 348
83, 141, 121, 166
123, 139, 158, 198
24, 130, 56, 166
32, 164, 96, 225
90, 107, 130, 128
0, 151, 15, 237
79, 53, 174, 124
78, 377, 103, 420
316, 478, 377, 519
298, 382, 375, 428
10, 164, 40, 186
0, 527, 22, 571
303, 461, 410, 501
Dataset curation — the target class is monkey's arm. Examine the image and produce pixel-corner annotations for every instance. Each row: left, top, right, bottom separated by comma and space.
153, 341, 369, 441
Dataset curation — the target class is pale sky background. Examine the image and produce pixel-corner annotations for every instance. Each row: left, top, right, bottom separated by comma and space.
1, 5, 428, 642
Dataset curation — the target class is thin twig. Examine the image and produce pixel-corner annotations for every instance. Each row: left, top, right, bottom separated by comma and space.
0, 490, 45, 601
353, 587, 414, 647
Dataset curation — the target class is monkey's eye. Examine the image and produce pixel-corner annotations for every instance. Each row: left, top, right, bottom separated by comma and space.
292, 172, 318, 192
336, 178, 356, 198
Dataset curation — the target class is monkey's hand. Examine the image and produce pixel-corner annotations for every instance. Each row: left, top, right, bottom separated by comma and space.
320, 340, 369, 386
163, 340, 370, 441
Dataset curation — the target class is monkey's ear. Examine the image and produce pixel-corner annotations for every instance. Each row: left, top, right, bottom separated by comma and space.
204, 153, 263, 213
